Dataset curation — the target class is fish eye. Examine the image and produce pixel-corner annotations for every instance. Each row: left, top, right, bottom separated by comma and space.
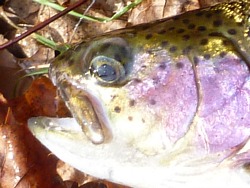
90, 56, 125, 84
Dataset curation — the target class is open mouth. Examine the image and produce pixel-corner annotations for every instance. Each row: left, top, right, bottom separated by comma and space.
57, 79, 112, 144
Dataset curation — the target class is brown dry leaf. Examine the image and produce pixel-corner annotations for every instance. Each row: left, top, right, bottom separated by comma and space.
10, 76, 71, 122
5, 0, 40, 20
0, 77, 72, 188
0, 121, 65, 188
57, 160, 97, 186
127, 0, 227, 25
127, 0, 190, 24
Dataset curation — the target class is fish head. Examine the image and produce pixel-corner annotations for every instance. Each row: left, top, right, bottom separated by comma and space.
47, 32, 192, 154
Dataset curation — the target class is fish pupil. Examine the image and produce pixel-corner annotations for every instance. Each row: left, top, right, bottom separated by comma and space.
97, 64, 117, 81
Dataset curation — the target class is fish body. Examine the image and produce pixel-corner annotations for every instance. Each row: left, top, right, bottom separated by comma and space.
29, 1, 250, 187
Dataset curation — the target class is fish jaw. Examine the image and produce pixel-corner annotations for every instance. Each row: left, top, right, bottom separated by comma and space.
27, 117, 171, 187
28, 117, 250, 188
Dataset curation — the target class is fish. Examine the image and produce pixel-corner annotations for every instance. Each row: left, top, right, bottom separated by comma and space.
28, 0, 250, 187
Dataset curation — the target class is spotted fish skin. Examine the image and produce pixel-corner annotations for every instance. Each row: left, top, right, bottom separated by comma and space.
49, 0, 250, 149
29, 1, 250, 187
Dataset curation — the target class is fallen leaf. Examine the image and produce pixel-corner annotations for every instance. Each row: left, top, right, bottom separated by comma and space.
10, 76, 71, 122
0, 113, 66, 188
0, 77, 70, 188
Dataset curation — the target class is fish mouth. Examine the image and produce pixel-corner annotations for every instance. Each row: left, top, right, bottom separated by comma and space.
57, 79, 112, 144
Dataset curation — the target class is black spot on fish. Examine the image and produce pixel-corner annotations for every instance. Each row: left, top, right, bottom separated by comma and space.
169, 46, 177, 53
222, 40, 230, 46
182, 34, 190, 41
193, 56, 199, 65
213, 19, 223, 27
243, 162, 250, 172
161, 41, 169, 48
142, 118, 145, 123
133, 78, 142, 83
158, 29, 166, 34
200, 38, 208, 45
114, 106, 121, 113
177, 28, 185, 33
159, 62, 167, 70
204, 54, 211, 60
145, 33, 153, 39
219, 51, 227, 58
182, 45, 192, 55
182, 19, 190, 24
197, 26, 206, 31
129, 99, 136, 107
176, 62, 184, 69
187, 23, 196, 29
214, 67, 220, 73
150, 99, 156, 105
128, 116, 133, 121
227, 29, 237, 35
152, 77, 160, 85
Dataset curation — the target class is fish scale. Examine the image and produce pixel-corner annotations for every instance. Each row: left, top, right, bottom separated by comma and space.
28, 1, 250, 187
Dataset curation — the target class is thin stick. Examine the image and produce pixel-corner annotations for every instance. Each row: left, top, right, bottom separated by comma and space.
0, 0, 87, 50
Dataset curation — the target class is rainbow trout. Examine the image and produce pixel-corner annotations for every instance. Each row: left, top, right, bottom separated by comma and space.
28, 0, 250, 187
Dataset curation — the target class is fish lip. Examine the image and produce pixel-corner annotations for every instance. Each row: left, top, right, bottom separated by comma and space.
57, 78, 112, 144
